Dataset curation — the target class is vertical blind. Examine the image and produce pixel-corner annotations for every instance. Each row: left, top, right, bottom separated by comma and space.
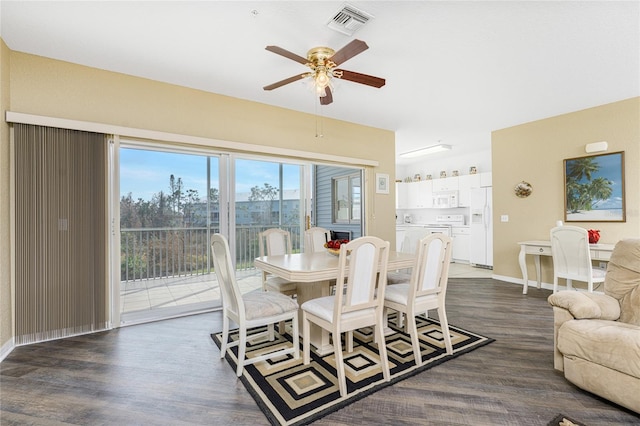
15, 124, 108, 345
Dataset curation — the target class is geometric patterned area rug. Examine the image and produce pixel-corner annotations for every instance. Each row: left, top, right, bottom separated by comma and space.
547, 413, 587, 426
211, 314, 494, 426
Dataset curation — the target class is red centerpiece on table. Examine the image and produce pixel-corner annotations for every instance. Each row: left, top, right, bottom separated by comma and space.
588, 229, 600, 244
324, 239, 350, 256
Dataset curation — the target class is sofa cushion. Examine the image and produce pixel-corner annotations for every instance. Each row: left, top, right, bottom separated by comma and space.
558, 319, 640, 379
605, 239, 640, 326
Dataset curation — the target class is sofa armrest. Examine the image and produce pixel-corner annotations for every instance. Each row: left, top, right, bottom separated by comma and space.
548, 291, 621, 321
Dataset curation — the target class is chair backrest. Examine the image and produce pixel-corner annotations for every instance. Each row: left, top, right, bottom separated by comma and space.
550, 226, 593, 280
258, 228, 292, 257
410, 234, 453, 300
334, 236, 390, 317
401, 228, 434, 254
211, 233, 243, 319
304, 227, 331, 253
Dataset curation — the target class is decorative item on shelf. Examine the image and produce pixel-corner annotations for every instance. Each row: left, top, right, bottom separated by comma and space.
425, 174, 432, 180
514, 181, 533, 198
440, 171, 447, 178
469, 166, 478, 174
588, 229, 600, 244
414, 173, 421, 181
404, 177, 412, 183
452, 170, 459, 177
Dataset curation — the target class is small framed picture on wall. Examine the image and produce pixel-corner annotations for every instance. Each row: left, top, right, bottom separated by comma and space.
376, 173, 390, 194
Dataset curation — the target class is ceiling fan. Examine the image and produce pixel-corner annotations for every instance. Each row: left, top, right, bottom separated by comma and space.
263, 39, 385, 105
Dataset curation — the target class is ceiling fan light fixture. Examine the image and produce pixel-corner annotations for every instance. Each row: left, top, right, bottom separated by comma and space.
400, 144, 452, 158
315, 68, 330, 88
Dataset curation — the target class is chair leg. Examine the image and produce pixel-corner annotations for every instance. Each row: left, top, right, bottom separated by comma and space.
267, 323, 275, 341
375, 316, 390, 383
407, 313, 422, 366
346, 331, 354, 353
291, 313, 300, 360
553, 276, 558, 294
302, 312, 310, 365
236, 326, 247, 377
567, 279, 573, 290
278, 320, 286, 336
438, 306, 453, 355
333, 330, 347, 397
220, 314, 229, 358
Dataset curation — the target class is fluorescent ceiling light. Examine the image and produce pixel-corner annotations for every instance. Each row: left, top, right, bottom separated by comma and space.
400, 144, 452, 158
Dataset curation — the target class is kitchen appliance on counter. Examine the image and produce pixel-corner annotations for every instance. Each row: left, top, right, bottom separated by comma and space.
403, 213, 412, 223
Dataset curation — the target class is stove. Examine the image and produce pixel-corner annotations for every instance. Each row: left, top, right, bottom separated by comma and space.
424, 215, 465, 237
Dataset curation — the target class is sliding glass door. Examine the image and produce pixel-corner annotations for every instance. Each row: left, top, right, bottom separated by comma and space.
117, 147, 309, 324
232, 159, 305, 284
119, 146, 222, 324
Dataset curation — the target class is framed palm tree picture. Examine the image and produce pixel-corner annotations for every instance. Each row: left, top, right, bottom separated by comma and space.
564, 151, 625, 222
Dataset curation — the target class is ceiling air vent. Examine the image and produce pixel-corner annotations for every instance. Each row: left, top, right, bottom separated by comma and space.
327, 4, 374, 36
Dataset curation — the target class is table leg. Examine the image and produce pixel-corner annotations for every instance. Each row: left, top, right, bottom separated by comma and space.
296, 280, 334, 355
534, 255, 542, 289
519, 245, 528, 294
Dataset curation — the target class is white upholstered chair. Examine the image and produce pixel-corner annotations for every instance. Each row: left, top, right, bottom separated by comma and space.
387, 227, 433, 285
384, 234, 454, 366
258, 228, 299, 297
301, 236, 391, 397
304, 227, 332, 253
211, 233, 299, 377
550, 225, 606, 293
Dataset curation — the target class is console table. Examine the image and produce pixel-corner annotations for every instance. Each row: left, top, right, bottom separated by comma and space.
518, 240, 615, 294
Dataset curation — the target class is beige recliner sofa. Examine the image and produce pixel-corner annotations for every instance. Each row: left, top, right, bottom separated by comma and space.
548, 238, 640, 414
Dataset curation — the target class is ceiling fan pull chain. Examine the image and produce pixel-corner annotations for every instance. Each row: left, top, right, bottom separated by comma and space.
315, 100, 324, 138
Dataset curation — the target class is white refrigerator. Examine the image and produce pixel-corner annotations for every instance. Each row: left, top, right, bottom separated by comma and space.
470, 187, 493, 268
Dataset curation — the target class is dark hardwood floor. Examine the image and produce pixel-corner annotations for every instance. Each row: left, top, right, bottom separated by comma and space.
1, 278, 638, 425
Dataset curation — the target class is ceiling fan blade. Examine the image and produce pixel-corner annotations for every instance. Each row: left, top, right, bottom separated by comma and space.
263, 74, 308, 91
334, 69, 386, 88
328, 39, 369, 66
319, 87, 333, 105
265, 45, 308, 65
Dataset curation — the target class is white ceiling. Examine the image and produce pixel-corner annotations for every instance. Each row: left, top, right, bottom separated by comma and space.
1, 1, 638, 164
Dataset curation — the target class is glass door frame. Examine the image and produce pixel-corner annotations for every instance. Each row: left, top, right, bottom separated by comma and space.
109, 143, 314, 327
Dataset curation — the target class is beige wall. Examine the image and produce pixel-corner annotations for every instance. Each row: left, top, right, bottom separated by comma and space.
492, 97, 640, 286
0, 49, 397, 350
0, 40, 12, 353
8, 50, 398, 240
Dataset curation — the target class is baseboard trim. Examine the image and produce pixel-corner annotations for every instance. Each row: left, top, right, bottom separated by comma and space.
491, 274, 555, 291
0, 337, 15, 362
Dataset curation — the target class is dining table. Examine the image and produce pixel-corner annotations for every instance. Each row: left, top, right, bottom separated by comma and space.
254, 250, 416, 355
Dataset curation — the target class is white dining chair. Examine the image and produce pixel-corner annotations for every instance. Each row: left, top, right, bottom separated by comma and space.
211, 233, 299, 377
387, 227, 433, 285
550, 225, 606, 293
384, 234, 454, 366
301, 236, 391, 397
258, 228, 300, 297
304, 227, 332, 253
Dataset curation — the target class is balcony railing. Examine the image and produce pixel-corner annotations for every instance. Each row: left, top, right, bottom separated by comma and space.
120, 225, 301, 282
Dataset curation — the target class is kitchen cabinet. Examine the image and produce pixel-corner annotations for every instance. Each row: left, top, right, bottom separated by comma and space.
396, 182, 409, 209
479, 172, 492, 187
457, 175, 479, 207
451, 226, 470, 262
410, 180, 432, 208
397, 180, 432, 209
432, 176, 459, 192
